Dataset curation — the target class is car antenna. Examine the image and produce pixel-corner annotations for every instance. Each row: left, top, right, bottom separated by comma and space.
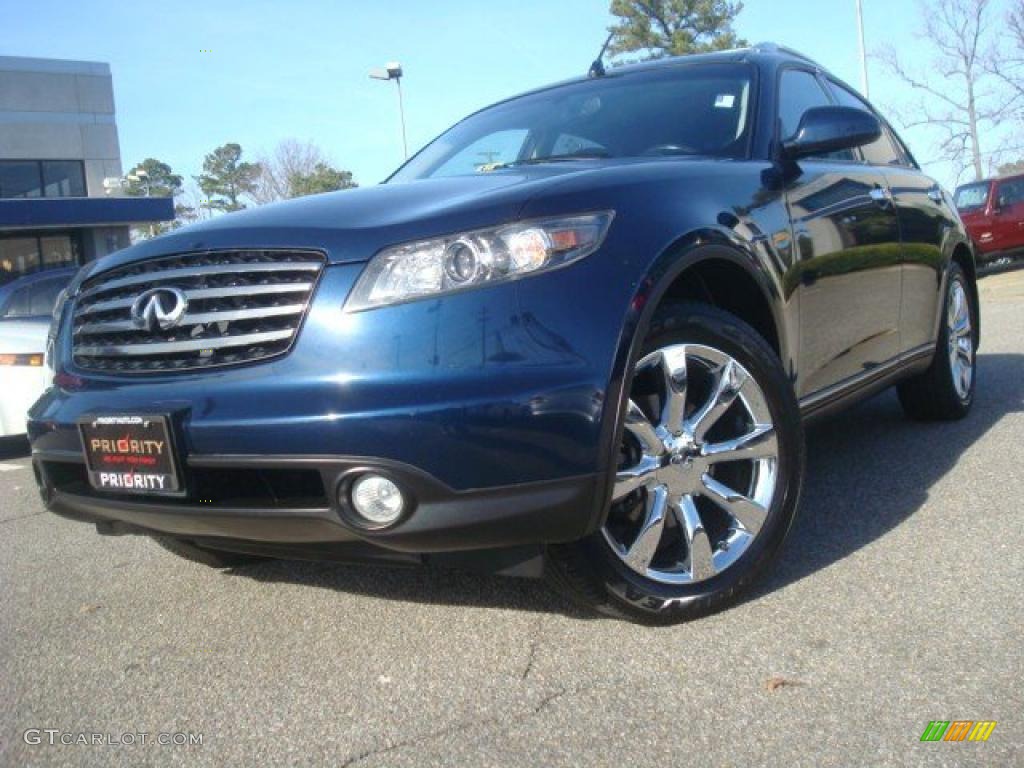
589, 31, 615, 78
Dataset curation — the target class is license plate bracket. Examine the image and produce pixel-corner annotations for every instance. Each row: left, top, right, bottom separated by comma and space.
79, 414, 182, 495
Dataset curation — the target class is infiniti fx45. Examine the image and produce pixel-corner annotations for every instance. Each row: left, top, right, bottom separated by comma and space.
30, 44, 979, 623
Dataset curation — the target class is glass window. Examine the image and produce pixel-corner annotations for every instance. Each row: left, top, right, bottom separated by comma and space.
431, 129, 530, 177
551, 133, 607, 157
39, 235, 78, 269
954, 182, 990, 211
392, 63, 755, 181
29, 277, 71, 316
42, 161, 86, 197
778, 70, 832, 140
1, 286, 33, 318
777, 70, 857, 161
0, 238, 42, 283
825, 80, 902, 166
0, 278, 70, 318
997, 179, 1024, 207
0, 161, 43, 198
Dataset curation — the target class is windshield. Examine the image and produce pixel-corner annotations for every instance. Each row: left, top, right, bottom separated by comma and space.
954, 182, 990, 211
391, 63, 754, 182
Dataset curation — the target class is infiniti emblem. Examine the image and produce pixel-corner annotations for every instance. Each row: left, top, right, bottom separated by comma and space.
130, 287, 188, 332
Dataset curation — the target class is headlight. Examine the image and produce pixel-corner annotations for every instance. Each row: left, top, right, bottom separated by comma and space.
344, 211, 614, 312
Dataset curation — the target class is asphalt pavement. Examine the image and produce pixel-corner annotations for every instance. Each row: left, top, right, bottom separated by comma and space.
2, 270, 1022, 767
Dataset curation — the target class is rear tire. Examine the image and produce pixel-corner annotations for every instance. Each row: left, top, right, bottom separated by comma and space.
152, 536, 270, 569
547, 301, 804, 624
897, 263, 976, 421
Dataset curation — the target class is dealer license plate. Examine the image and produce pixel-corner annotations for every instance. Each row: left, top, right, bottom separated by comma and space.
79, 415, 181, 495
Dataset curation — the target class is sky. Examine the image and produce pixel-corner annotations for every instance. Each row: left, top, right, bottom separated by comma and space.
2, 0, 1018, 194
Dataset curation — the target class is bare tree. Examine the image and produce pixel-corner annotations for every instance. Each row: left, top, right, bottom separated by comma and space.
879, 0, 1005, 182
987, 1, 1024, 120
252, 139, 356, 204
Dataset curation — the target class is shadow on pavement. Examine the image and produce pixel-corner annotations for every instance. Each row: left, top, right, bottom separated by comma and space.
229, 353, 1023, 618
755, 351, 1024, 596
235, 557, 590, 618
0, 436, 30, 461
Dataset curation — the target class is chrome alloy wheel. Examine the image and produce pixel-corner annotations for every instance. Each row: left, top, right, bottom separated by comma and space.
603, 344, 779, 585
947, 278, 974, 400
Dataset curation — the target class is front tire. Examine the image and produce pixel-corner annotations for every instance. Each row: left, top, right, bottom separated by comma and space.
547, 302, 804, 624
897, 263, 976, 421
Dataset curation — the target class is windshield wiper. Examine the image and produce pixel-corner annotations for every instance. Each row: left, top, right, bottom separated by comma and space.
489, 151, 612, 170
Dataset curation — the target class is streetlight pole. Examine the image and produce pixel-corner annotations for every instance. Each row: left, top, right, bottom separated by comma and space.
371, 62, 408, 161
395, 76, 408, 160
856, 0, 870, 98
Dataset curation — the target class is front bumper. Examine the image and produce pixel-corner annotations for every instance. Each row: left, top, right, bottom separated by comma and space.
34, 452, 599, 554
29, 259, 632, 554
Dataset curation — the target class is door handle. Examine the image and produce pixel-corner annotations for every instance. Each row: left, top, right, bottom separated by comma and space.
927, 186, 944, 204
869, 187, 893, 208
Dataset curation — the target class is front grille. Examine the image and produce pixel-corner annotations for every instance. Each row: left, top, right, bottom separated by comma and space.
71, 249, 325, 373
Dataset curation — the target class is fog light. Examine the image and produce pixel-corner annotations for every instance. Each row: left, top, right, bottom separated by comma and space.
350, 474, 405, 525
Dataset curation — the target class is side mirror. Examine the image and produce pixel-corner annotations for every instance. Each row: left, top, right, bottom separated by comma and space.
782, 106, 882, 159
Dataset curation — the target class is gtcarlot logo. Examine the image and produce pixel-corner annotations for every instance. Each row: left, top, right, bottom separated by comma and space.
920, 721, 997, 742
23, 729, 203, 747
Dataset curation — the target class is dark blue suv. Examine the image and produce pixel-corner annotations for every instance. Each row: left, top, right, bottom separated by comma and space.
29, 45, 979, 623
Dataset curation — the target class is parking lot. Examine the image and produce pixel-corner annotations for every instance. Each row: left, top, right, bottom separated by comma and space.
2, 269, 1022, 767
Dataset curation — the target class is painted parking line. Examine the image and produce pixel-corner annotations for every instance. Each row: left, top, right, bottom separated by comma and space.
0, 463, 26, 472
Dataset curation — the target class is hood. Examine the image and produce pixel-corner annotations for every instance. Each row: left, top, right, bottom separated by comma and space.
75, 156, 739, 285
83, 167, 596, 278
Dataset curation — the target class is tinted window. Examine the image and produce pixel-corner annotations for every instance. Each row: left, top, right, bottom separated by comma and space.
42, 161, 86, 197
778, 70, 832, 140
0, 278, 68, 318
393, 63, 755, 181
998, 179, 1024, 207
954, 182, 990, 210
1, 286, 32, 318
0, 161, 43, 198
0, 160, 86, 198
826, 81, 903, 166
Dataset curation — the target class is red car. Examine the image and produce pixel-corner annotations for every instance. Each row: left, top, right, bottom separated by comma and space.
955, 173, 1024, 265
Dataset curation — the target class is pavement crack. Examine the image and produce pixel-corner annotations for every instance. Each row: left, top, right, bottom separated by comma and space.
340, 686, 584, 766
0, 511, 44, 525
531, 687, 568, 714
520, 614, 544, 680
340, 714, 502, 768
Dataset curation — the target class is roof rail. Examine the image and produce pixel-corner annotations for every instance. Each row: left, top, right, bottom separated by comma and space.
751, 42, 818, 65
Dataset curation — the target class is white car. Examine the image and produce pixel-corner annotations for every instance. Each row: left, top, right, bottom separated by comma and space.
0, 320, 51, 437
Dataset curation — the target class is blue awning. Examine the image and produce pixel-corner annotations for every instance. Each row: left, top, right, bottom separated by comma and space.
0, 196, 175, 229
